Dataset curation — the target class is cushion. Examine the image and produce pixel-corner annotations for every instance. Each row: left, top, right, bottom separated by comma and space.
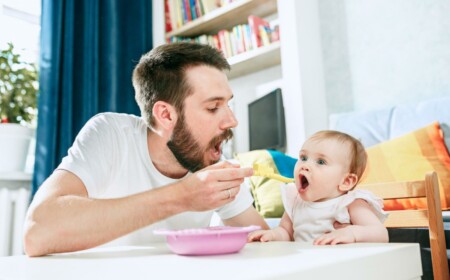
235, 150, 296, 218
389, 95, 450, 139
359, 122, 450, 210
329, 106, 393, 147
441, 123, 450, 155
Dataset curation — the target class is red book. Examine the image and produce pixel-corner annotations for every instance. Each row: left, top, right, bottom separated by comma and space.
248, 15, 270, 48
165, 0, 172, 32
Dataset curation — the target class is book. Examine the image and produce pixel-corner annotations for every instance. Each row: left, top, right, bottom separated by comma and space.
201, 0, 218, 14
164, 0, 172, 32
248, 15, 270, 48
270, 19, 280, 42
259, 25, 271, 46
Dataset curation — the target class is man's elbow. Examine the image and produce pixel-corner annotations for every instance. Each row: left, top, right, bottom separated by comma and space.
23, 226, 45, 257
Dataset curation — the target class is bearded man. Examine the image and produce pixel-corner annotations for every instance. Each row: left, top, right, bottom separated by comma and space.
24, 42, 269, 257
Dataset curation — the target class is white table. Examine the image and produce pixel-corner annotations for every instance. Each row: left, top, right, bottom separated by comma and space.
0, 242, 421, 280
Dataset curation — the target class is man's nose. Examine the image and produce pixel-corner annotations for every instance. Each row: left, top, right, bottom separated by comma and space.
221, 107, 238, 129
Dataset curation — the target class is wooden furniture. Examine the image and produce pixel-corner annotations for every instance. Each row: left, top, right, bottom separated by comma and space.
359, 171, 449, 280
0, 242, 422, 280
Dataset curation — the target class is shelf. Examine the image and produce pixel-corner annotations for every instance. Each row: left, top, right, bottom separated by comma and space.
166, 0, 277, 38
0, 171, 32, 181
227, 41, 281, 79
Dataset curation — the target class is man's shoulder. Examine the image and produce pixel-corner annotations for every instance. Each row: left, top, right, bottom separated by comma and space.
88, 112, 144, 128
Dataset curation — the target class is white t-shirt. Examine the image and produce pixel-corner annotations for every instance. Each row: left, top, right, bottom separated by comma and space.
281, 183, 387, 242
58, 113, 253, 246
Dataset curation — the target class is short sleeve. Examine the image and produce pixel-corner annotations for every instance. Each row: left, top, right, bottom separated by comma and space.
57, 113, 117, 197
335, 190, 388, 224
280, 183, 298, 220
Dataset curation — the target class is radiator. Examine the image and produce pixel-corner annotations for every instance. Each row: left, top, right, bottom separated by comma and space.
0, 188, 30, 256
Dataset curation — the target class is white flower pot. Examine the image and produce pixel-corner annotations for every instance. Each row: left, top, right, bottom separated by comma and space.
0, 124, 35, 173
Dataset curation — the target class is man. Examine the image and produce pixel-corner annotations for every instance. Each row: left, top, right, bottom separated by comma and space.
24, 42, 269, 257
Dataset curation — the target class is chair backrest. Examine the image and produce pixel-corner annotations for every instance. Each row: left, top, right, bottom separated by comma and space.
358, 171, 449, 280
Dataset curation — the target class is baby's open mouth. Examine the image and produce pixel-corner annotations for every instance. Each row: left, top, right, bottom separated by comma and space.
299, 174, 309, 190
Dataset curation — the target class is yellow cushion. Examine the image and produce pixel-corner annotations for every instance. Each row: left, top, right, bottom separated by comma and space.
359, 122, 450, 210
235, 150, 285, 218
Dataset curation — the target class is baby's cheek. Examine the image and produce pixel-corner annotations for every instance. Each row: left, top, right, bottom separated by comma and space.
293, 162, 301, 176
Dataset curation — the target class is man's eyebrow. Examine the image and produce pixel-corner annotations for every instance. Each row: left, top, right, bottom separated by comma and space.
203, 95, 234, 103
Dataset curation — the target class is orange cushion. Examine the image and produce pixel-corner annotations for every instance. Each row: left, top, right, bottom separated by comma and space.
359, 122, 450, 210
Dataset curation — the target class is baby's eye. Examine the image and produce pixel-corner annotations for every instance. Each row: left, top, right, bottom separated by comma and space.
317, 159, 326, 165
300, 155, 308, 161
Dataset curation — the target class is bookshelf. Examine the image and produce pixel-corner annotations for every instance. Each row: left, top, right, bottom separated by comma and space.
227, 41, 280, 79
166, 0, 277, 38
163, 0, 280, 78
154, 0, 323, 156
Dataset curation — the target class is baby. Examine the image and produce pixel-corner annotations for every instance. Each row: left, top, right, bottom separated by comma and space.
248, 130, 388, 245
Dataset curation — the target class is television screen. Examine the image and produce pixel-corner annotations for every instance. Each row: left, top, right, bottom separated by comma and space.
248, 88, 286, 152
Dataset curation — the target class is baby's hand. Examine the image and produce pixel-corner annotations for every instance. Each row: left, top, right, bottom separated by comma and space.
247, 229, 277, 242
313, 228, 356, 245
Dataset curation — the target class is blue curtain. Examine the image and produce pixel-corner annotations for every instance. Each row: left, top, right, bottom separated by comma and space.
33, 0, 153, 195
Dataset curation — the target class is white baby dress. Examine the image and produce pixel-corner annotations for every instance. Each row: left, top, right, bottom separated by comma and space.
281, 183, 388, 242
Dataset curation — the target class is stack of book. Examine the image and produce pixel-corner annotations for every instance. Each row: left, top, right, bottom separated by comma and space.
165, 0, 239, 32
167, 15, 280, 58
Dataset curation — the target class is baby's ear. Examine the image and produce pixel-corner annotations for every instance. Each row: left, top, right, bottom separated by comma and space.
338, 173, 358, 192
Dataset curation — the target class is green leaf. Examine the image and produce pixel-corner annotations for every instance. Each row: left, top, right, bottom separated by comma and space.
0, 43, 39, 125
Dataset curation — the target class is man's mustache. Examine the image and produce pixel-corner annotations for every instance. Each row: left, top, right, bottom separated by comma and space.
210, 129, 233, 147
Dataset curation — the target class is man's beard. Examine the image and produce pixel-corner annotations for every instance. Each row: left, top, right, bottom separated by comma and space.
167, 115, 233, 173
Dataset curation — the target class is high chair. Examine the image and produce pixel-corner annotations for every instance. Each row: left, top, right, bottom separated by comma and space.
358, 171, 449, 280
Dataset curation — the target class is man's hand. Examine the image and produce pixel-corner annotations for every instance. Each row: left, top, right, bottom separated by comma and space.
178, 161, 253, 211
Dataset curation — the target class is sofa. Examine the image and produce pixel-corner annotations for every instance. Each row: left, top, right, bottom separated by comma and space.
238, 95, 450, 280
328, 95, 450, 280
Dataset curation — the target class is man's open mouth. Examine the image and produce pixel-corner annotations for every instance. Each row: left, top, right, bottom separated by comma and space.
209, 140, 222, 160
214, 141, 222, 154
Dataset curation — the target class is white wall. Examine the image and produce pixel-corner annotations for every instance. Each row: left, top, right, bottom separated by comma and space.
153, 0, 450, 157
0, 0, 41, 63
319, 0, 450, 114
229, 66, 282, 154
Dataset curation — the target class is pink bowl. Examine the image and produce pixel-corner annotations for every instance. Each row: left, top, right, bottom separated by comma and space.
153, 225, 261, 256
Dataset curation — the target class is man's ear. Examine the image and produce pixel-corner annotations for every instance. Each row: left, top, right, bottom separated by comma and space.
152, 101, 178, 130
338, 173, 358, 192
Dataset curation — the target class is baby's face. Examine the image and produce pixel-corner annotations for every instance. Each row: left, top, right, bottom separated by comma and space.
293, 138, 352, 202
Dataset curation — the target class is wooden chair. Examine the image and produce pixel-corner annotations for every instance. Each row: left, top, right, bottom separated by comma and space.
358, 171, 449, 280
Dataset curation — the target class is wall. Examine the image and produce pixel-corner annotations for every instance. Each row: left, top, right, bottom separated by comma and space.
153, 1, 450, 156
320, 0, 450, 114
229, 66, 282, 154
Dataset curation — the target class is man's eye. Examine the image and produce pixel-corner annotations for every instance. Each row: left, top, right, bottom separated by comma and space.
317, 159, 326, 165
207, 108, 218, 112
300, 155, 307, 161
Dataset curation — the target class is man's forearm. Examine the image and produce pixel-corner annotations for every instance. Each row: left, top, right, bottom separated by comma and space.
24, 183, 186, 257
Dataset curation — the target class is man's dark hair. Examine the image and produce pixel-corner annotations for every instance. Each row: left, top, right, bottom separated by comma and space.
132, 42, 230, 127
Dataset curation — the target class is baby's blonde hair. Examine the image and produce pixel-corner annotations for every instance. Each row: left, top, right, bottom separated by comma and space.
308, 130, 367, 183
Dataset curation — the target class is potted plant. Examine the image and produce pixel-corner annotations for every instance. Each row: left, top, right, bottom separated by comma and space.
0, 43, 38, 173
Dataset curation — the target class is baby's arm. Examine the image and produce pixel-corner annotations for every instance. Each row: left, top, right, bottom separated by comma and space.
248, 212, 294, 242
314, 199, 388, 245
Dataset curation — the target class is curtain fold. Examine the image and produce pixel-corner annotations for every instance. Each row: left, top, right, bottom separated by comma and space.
33, 0, 153, 196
